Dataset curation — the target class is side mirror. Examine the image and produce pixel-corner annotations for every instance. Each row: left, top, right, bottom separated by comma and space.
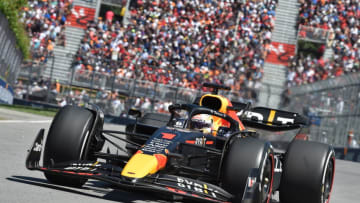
128, 109, 142, 118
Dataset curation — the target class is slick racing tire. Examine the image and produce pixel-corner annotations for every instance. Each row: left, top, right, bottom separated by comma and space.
280, 140, 335, 203
43, 106, 95, 187
221, 137, 274, 203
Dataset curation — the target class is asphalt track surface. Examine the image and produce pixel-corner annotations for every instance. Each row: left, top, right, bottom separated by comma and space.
1, 108, 360, 203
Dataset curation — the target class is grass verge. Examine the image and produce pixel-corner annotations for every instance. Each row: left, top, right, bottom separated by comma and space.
0, 104, 58, 117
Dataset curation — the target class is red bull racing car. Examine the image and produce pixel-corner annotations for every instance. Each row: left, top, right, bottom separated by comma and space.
26, 83, 335, 203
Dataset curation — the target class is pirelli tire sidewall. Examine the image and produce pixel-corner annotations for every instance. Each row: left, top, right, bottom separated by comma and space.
221, 136, 274, 203
43, 105, 95, 187
280, 140, 335, 203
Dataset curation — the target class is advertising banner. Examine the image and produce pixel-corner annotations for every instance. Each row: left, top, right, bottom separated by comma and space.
67, 6, 96, 29
266, 42, 296, 66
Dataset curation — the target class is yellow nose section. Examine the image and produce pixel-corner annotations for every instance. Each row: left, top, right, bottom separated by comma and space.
121, 153, 166, 178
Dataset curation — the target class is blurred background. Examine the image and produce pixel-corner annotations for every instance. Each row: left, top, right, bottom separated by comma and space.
0, 0, 359, 153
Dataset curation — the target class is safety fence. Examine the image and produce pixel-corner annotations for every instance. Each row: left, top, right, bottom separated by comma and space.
288, 72, 360, 147
16, 63, 270, 116
18, 60, 46, 81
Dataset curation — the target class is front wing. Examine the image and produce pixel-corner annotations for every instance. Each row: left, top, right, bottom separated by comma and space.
26, 129, 262, 203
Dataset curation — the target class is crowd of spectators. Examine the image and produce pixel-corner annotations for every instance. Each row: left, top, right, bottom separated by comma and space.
287, 0, 360, 87
20, 0, 73, 65
16, 0, 282, 114
75, 0, 279, 103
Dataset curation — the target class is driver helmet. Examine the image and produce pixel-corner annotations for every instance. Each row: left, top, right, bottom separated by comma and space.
191, 114, 213, 134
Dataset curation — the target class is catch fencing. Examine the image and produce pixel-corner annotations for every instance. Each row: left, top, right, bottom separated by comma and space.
288, 73, 360, 147
17, 63, 268, 116
69, 68, 265, 111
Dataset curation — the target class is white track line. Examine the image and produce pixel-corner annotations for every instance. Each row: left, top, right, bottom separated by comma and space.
0, 120, 52, 123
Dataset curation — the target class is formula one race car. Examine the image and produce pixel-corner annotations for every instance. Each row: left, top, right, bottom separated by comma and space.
26, 83, 335, 203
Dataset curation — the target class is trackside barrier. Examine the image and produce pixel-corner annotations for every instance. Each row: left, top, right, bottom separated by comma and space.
67, 69, 265, 115
17, 61, 280, 118
288, 72, 360, 147
13, 98, 60, 110
334, 147, 360, 163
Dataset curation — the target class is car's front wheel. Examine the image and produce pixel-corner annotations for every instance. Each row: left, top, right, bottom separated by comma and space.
43, 106, 95, 187
221, 136, 274, 203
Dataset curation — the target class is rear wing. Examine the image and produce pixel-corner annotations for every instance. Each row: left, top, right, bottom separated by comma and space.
231, 102, 308, 131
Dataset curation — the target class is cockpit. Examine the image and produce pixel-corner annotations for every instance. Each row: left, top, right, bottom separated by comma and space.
167, 103, 240, 137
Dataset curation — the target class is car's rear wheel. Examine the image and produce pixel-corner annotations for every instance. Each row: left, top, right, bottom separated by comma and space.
43, 106, 95, 187
280, 140, 335, 203
221, 136, 274, 203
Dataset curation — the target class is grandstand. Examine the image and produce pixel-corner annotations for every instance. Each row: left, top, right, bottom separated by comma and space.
74, 0, 278, 100
19, 0, 281, 110
286, 0, 360, 87
259, 0, 298, 107
16, 0, 360, 114
4, 0, 360, 147
42, 0, 97, 82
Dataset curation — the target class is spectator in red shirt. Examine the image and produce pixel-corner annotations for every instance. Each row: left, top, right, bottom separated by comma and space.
105, 10, 114, 24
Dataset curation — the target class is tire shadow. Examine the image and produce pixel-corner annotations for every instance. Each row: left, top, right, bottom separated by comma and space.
6, 175, 280, 203
6, 176, 169, 202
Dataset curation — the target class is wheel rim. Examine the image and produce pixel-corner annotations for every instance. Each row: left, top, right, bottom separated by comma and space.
261, 157, 273, 203
322, 157, 334, 203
